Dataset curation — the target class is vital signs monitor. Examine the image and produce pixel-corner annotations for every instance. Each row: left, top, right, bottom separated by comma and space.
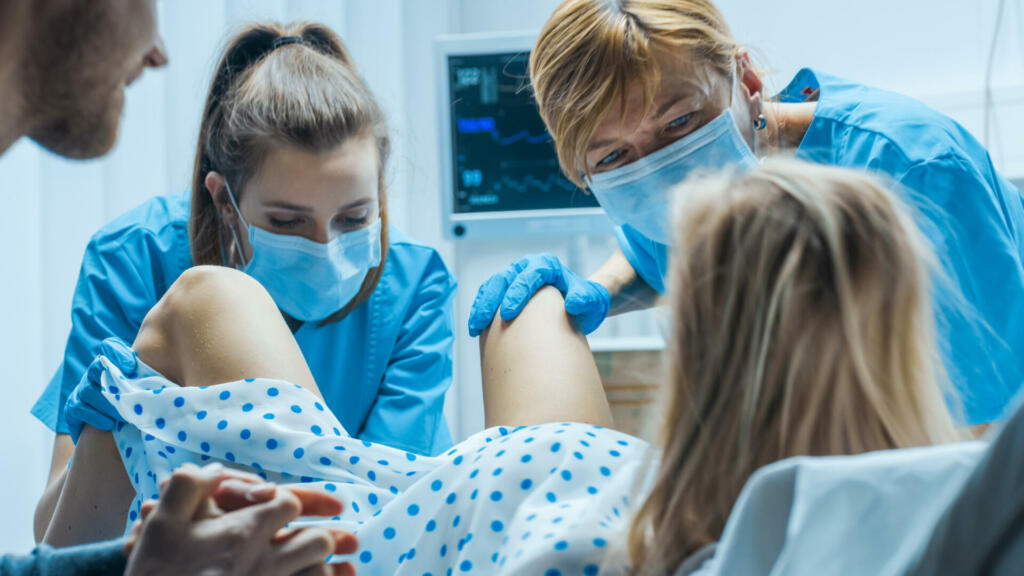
436, 32, 611, 239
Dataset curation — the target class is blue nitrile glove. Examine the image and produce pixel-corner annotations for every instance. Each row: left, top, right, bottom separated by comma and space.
65, 337, 138, 443
468, 253, 611, 337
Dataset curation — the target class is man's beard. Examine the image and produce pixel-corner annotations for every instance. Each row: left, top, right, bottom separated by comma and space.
23, 0, 126, 160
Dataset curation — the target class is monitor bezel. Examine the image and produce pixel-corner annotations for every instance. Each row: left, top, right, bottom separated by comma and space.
435, 31, 611, 240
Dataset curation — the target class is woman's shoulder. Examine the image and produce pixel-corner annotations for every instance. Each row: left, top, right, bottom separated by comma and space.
796, 69, 986, 170
386, 226, 447, 258
90, 190, 191, 253
382, 227, 456, 289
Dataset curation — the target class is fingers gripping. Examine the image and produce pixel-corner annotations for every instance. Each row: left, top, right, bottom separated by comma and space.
468, 264, 519, 336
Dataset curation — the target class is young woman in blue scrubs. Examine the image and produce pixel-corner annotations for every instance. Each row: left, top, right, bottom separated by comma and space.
470, 0, 1024, 428
34, 22, 456, 535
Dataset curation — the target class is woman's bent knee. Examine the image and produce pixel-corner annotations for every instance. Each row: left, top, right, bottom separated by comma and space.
135, 266, 275, 383
148, 266, 273, 328
480, 285, 575, 343
165, 266, 269, 314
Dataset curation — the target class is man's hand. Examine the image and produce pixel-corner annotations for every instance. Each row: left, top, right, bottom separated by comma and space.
124, 463, 357, 576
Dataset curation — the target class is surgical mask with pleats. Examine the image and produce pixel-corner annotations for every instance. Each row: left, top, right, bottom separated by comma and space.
223, 181, 381, 322
587, 90, 759, 245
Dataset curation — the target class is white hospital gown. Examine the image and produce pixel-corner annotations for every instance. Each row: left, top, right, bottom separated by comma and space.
96, 356, 655, 576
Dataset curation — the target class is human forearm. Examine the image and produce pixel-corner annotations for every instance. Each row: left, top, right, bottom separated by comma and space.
588, 249, 659, 316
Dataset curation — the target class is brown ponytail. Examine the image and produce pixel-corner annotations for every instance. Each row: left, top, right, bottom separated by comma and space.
189, 22, 390, 324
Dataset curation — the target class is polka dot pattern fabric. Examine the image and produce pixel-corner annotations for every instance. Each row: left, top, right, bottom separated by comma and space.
95, 356, 657, 575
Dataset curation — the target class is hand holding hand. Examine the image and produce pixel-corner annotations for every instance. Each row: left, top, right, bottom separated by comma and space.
124, 463, 357, 576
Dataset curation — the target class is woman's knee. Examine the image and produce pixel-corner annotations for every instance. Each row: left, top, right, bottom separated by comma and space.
166, 266, 270, 313
151, 266, 272, 325
480, 285, 575, 342
134, 266, 275, 381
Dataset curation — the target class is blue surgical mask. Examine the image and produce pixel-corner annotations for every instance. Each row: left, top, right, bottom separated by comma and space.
223, 182, 382, 322
587, 108, 759, 245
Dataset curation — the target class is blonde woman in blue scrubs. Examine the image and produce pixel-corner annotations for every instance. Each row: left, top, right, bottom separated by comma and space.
470, 0, 1024, 429
34, 23, 456, 538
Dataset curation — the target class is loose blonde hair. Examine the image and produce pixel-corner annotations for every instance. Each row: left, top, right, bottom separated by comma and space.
628, 159, 961, 574
190, 22, 390, 325
530, 0, 741, 187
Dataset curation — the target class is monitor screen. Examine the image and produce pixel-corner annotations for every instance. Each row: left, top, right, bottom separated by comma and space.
446, 51, 599, 214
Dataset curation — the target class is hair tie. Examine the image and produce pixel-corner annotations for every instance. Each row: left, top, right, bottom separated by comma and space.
272, 36, 304, 50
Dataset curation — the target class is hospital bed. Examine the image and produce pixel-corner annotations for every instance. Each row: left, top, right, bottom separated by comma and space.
690, 396, 1024, 575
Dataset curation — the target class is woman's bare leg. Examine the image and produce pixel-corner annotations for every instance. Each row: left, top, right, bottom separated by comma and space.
45, 266, 321, 546
42, 426, 134, 547
480, 286, 613, 429
134, 265, 320, 396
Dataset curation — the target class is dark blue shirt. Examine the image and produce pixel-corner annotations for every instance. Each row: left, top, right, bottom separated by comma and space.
0, 539, 126, 575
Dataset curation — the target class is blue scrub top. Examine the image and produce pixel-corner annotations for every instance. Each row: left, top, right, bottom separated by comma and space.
32, 191, 457, 456
617, 68, 1024, 425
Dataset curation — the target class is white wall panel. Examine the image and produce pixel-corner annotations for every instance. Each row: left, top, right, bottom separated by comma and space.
399, 0, 462, 436
227, 0, 287, 23
0, 141, 46, 554
162, 1, 228, 194
105, 69, 169, 220
286, 0, 346, 30
345, 0, 409, 232
39, 158, 106, 372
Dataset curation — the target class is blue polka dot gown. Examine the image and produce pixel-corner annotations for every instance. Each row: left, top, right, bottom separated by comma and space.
97, 356, 654, 575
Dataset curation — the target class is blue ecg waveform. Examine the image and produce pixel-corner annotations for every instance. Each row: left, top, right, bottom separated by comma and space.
492, 173, 577, 194
457, 117, 552, 146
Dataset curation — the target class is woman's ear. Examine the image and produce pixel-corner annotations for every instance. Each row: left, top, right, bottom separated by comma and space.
205, 171, 234, 222
736, 52, 764, 122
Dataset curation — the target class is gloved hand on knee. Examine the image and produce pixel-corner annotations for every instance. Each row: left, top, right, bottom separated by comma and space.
468, 253, 611, 336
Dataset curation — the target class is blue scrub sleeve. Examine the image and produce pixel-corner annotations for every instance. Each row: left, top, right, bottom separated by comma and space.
0, 539, 127, 576
32, 237, 157, 434
358, 252, 457, 456
614, 226, 667, 294
897, 155, 1024, 424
